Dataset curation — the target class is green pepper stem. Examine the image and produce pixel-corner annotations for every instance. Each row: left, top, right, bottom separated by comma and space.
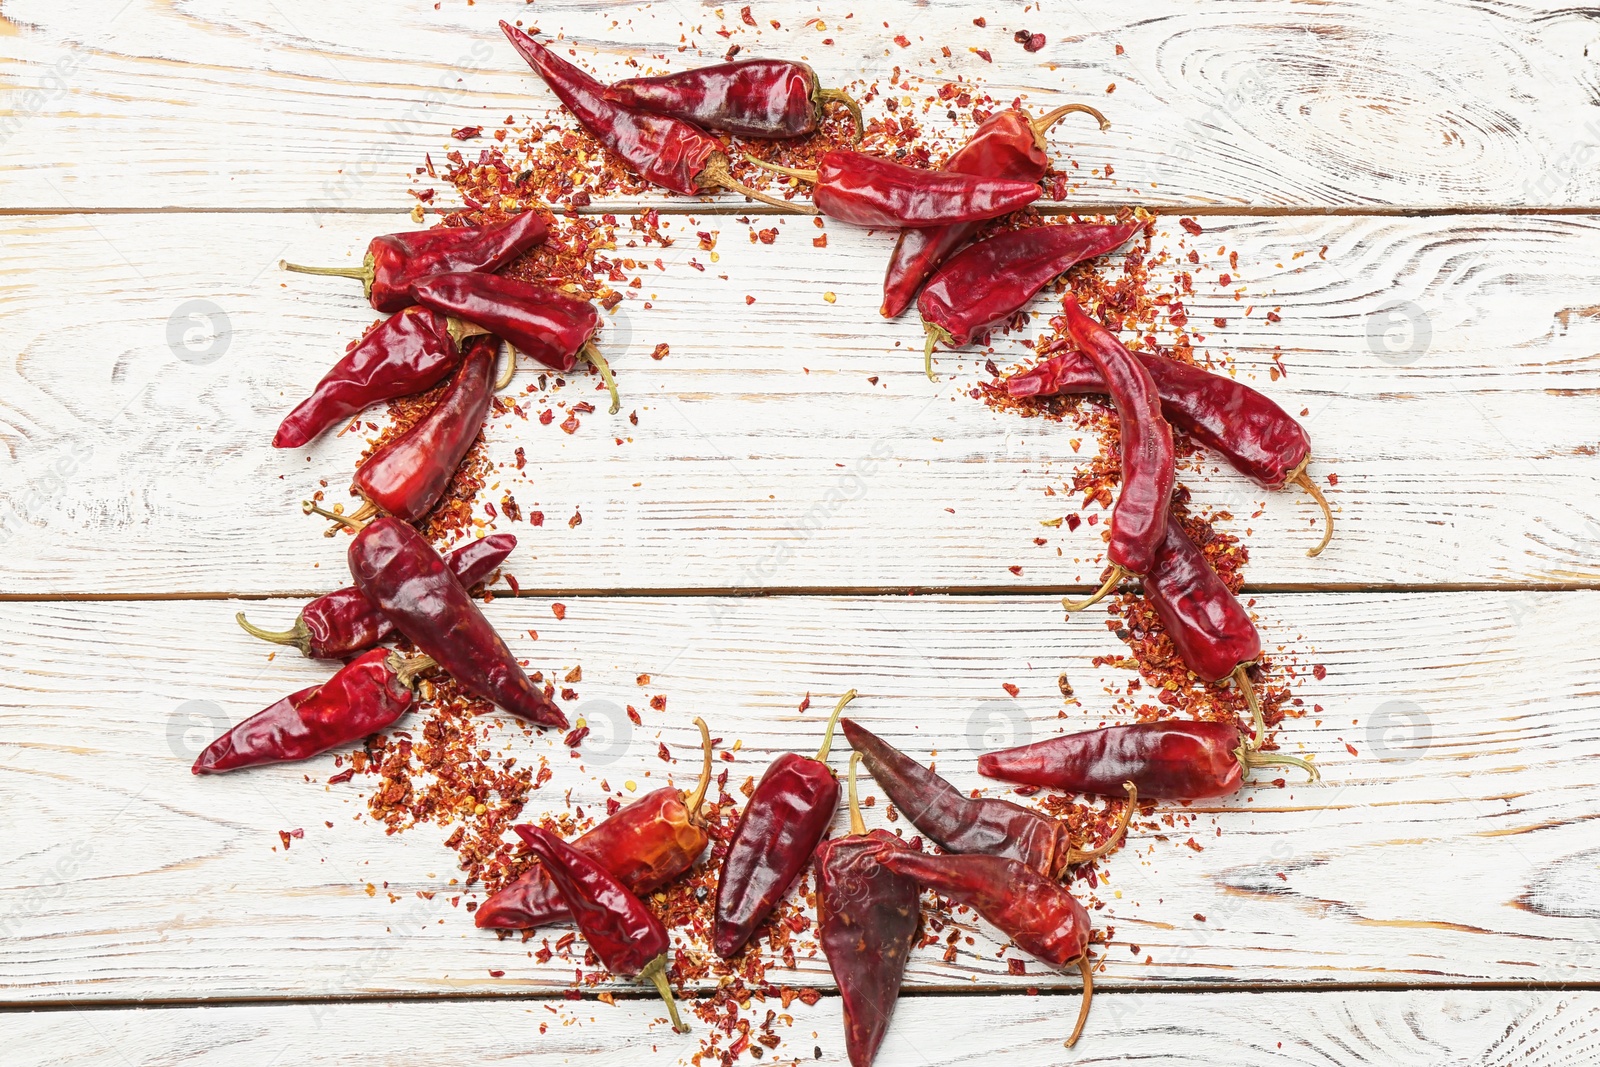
1233, 665, 1264, 750
1062, 565, 1127, 613
1290, 462, 1334, 558
815, 87, 864, 141
815, 689, 858, 762
579, 340, 621, 415
846, 752, 866, 836
639, 955, 689, 1033
685, 717, 713, 817
279, 260, 371, 282
1066, 953, 1094, 1047
922, 321, 950, 381
235, 612, 312, 657
1065, 781, 1136, 865
702, 155, 818, 213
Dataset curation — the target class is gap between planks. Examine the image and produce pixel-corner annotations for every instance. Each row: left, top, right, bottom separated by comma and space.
7, 204, 1600, 218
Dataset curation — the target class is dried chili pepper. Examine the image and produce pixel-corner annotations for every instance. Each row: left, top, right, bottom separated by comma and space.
500, 22, 796, 212
814, 753, 919, 1067
714, 690, 855, 958
235, 534, 515, 659
411, 272, 620, 414
873, 848, 1097, 1046
978, 703, 1319, 800
338, 515, 567, 729
477, 718, 714, 930
192, 648, 434, 774
881, 104, 1109, 319
520, 826, 689, 1033
918, 220, 1140, 380
1008, 342, 1334, 555
280, 211, 547, 313
743, 150, 1041, 228
606, 58, 863, 140
272, 306, 484, 449
1058, 294, 1175, 611
840, 718, 1132, 880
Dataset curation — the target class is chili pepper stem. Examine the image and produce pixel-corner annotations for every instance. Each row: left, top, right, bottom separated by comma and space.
686, 716, 714, 815
1233, 664, 1265, 749
739, 152, 820, 183
302, 499, 375, 534
1065, 781, 1137, 865
1066, 953, 1094, 1047
1236, 744, 1321, 784
814, 87, 865, 140
1032, 103, 1111, 138
280, 255, 376, 290
701, 156, 818, 214
815, 689, 858, 762
638, 954, 690, 1033
446, 316, 492, 348
1289, 463, 1334, 558
845, 752, 866, 835
578, 341, 621, 415
1062, 565, 1128, 613
234, 612, 312, 656
391, 652, 439, 690
495, 340, 516, 391
922, 322, 951, 381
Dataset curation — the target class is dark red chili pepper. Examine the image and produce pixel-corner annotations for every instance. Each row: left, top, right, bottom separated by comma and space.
235, 534, 515, 659
477, 718, 713, 930
840, 718, 1132, 880
606, 58, 863, 140
714, 690, 855, 958
341, 515, 568, 729
272, 307, 483, 449
873, 848, 1097, 1047
918, 220, 1140, 380
337, 334, 497, 524
192, 648, 433, 774
520, 826, 689, 1032
1058, 294, 1176, 611
744, 150, 1041, 228
814, 753, 920, 1067
411, 272, 620, 414
978, 714, 1319, 800
881, 104, 1109, 319
1008, 341, 1333, 555
500, 22, 795, 213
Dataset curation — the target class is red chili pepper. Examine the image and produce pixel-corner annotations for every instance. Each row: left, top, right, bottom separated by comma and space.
339, 335, 497, 524
918, 220, 1140, 380
192, 648, 434, 774
279, 211, 547, 313
500, 22, 795, 212
606, 58, 863, 140
342, 516, 568, 729
411, 272, 620, 414
714, 690, 855, 958
272, 307, 482, 449
476, 719, 713, 930
1007, 342, 1333, 555
840, 718, 1132, 880
1058, 295, 1176, 611
873, 848, 1097, 1047
881, 104, 1109, 319
235, 534, 515, 659
814, 754, 920, 1067
520, 826, 689, 1033
744, 150, 1041, 228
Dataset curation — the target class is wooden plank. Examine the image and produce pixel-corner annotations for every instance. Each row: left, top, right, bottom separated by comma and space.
2, 591, 1597, 1001
2, 210, 1598, 595
4, 0, 1600, 211
7, 989, 1599, 1066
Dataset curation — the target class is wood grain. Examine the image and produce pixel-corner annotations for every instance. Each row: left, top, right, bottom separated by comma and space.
2, 592, 1597, 1001
3, 210, 1598, 596
6, 989, 1598, 1066
3, 0, 1600, 211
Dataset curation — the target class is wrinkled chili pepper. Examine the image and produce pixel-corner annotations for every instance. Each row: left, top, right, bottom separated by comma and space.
918, 220, 1140, 380
272, 306, 484, 449
743, 150, 1041, 228
336, 515, 568, 729
1008, 341, 1334, 555
411, 272, 620, 413
606, 58, 863, 140
978, 702, 1319, 800
814, 753, 920, 1067
880, 104, 1109, 320
192, 648, 434, 774
714, 690, 855, 958
477, 718, 713, 930
840, 718, 1132, 880
500, 22, 796, 213
280, 211, 547, 313
873, 848, 1097, 1047
1058, 294, 1176, 611
521, 826, 690, 1033
235, 534, 515, 659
